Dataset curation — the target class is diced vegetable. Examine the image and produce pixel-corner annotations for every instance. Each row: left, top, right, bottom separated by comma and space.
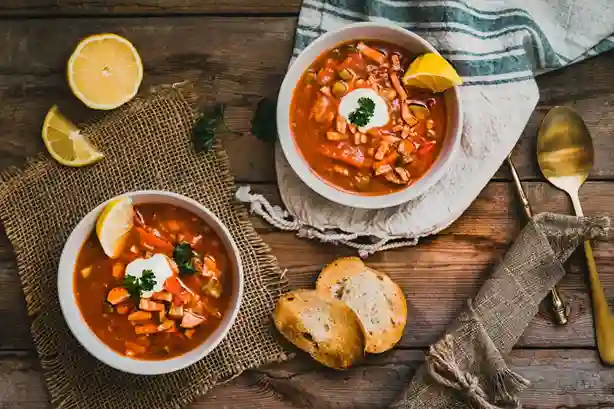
374, 152, 399, 174
338, 68, 353, 81
135, 227, 174, 253
181, 311, 206, 329
125, 341, 147, 354
356, 42, 386, 65
152, 291, 173, 302
164, 276, 183, 296
166, 220, 182, 233
107, 287, 130, 305
326, 131, 348, 141
202, 277, 223, 299
319, 142, 372, 169
112, 262, 125, 280
390, 72, 407, 101
158, 320, 175, 332
168, 305, 184, 320
134, 324, 159, 335
80, 266, 92, 279
116, 304, 131, 315
139, 299, 165, 312
184, 329, 196, 339
332, 81, 348, 98
128, 310, 152, 321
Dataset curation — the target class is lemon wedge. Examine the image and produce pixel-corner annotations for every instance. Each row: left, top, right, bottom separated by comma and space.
402, 53, 463, 93
42, 105, 104, 167
96, 197, 134, 259
67, 33, 143, 110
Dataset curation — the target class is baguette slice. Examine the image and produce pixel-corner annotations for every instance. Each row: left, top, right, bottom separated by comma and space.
273, 289, 365, 370
316, 257, 407, 354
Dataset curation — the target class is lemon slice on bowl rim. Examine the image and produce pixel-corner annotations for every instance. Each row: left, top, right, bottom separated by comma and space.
96, 197, 134, 259
42, 105, 104, 167
402, 53, 463, 93
67, 33, 143, 110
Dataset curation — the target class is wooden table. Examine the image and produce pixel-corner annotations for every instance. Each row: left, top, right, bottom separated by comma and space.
1, 2, 614, 408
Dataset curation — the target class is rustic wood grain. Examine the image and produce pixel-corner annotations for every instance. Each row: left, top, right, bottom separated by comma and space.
1, 181, 612, 350
0, 0, 302, 16
1, 349, 613, 409
0, 18, 613, 182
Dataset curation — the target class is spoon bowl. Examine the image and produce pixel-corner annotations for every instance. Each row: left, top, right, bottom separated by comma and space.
537, 106, 614, 365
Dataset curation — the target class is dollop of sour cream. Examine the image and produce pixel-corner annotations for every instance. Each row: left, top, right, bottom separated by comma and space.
338, 88, 389, 132
125, 253, 175, 298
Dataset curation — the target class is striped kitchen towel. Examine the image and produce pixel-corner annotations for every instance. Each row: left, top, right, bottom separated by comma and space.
238, 0, 614, 257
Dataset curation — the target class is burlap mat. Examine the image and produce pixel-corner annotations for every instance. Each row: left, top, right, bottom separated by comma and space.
0, 85, 290, 409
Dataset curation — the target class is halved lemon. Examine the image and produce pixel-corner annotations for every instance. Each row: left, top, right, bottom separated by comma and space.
67, 33, 143, 110
402, 53, 463, 93
96, 197, 134, 259
42, 105, 104, 166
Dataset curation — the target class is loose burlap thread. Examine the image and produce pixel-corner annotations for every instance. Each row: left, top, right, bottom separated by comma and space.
391, 213, 611, 409
0, 85, 290, 409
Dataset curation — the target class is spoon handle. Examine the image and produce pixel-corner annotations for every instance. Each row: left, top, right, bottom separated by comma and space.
507, 156, 569, 324
570, 192, 614, 365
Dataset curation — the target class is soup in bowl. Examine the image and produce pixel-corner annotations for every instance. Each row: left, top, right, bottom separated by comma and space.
58, 191, 244, 375
277, 22, 463, 209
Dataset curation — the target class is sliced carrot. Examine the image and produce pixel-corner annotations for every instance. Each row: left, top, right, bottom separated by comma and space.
112, 262, 125, 280
135, 227, 174, 253
166, 220, 182, 232
134, 324, 159, 335
116, 304, 131, 315
128, 310, 152, 321
139, 299, 165, 312
107, 287, 130, 305
164, 276, 183, 296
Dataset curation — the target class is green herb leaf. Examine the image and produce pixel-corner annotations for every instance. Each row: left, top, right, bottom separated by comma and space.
192, 104, 239, 153
348, 97, 375, 127
173, 242, 199, 275
123, 269, 157, 299
251, 98, 277, 143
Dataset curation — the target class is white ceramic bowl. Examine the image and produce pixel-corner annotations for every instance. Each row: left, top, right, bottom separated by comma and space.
277, 22, 463, 209
58, 190, 244, 375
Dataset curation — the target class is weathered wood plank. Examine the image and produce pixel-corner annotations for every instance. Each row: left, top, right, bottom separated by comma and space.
1, 350, 612, 409
0, 18, 613, 182
0, 0, 302, 16
1, 181, 612, 350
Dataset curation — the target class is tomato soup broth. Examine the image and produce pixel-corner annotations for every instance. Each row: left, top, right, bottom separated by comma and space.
290, 40, 447, 195
74, 204, 232, 360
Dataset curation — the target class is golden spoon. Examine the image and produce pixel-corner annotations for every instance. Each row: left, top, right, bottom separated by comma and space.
537, 106, 614, 365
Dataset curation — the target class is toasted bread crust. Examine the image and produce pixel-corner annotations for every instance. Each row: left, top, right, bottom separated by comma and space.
273, 289, 365, 369
316, 257, 407, 353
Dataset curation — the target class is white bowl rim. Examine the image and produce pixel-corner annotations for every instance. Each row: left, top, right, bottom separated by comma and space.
57, 190, 244, 375
276, 21, 463, 209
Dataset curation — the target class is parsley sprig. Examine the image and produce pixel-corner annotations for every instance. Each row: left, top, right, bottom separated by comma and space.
173, 242, 199, 275
348, 97, 375, 127
192, 104, 240, 153
123, 269, 156, 298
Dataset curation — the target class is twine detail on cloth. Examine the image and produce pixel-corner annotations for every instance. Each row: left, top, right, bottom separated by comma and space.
390, 213, 611, 409
236, 186, 419, 257
426, 335, 529, 409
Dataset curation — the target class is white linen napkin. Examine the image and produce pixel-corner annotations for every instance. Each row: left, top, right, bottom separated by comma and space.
237, 0, 614, 257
